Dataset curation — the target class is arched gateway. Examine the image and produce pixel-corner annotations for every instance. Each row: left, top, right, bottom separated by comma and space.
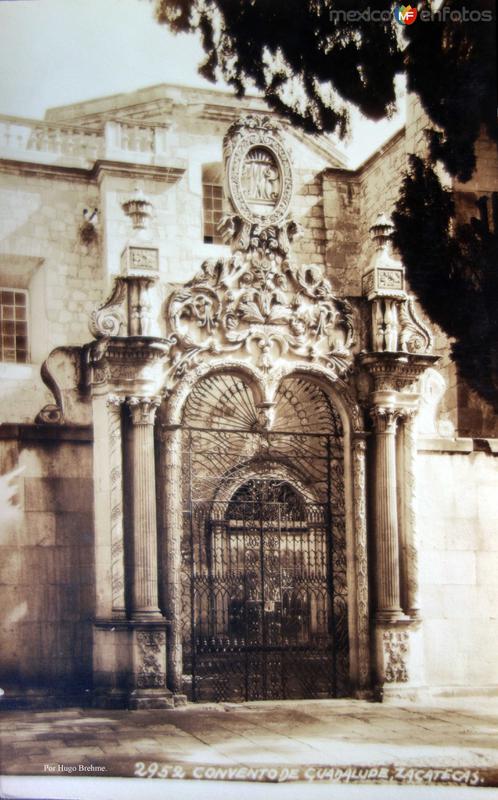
82, 113, 436, 708
179, 372, 348, 701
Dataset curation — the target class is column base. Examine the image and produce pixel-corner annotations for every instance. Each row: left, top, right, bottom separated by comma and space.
353, 688, 375, 701
128, 688, 175, 710
375, 610, 411, 624
173, 693, 188, 707
131, 610, 165, 621
381, 684, 433, 704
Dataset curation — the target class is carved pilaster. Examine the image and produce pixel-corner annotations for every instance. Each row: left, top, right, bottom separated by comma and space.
383, 629, 409, 683
128, 277, 155, 336
127, 396, 162, 618
352, 436, 370, 690
370, 406, 405, 622
107, 394, 126, 615
162, 425, 184, 694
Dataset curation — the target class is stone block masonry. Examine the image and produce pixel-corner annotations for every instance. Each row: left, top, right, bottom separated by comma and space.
0, 427, 95, 707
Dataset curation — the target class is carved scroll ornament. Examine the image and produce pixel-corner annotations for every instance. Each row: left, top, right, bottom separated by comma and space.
163, 115, 356, 389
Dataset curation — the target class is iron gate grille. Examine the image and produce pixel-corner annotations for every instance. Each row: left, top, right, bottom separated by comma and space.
181, 427, 349, 702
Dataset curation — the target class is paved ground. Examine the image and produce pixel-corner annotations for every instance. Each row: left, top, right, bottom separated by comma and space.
1, 697, 498, 791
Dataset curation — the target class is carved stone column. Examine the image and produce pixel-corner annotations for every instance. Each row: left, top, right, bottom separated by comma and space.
107, 395, 126, 616
352, 435, 371, 693
127, 395, 162, 618
399, 410, 421, 618
370, 406, 405, 622
162, 425, 185, 698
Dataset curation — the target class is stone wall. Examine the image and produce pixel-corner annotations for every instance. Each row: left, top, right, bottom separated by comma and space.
417, 442, 498, 690
357, 129, 407, 271
0, 428, 94, 706
0, 169, 102, 423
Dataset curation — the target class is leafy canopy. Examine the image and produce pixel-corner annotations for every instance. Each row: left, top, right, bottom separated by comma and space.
156, 0, 498, 410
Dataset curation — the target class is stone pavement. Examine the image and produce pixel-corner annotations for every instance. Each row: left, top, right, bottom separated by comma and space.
1, 697, 498, 790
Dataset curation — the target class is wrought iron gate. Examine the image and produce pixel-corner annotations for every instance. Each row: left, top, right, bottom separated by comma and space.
181, 427, 349, 702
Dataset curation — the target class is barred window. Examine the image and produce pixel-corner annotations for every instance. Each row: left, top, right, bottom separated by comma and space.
0, 288, 28, 363
202, 162, 224, 245
203, 182, 224, 244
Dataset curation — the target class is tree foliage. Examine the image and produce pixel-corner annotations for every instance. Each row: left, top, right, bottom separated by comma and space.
403, 0, 497, 181
156, 0, 498, 409
157, 0, 403, 136
392, 157, 498, 411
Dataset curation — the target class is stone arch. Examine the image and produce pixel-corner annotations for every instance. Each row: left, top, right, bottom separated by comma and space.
159, 358, 370, 699
212, 458, 322, 511
166, 359, 265, 427
272, 367, 369, 694
273, 363, 363, 435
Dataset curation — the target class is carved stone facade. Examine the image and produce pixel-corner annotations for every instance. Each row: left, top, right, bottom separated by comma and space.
1, 83, 497, 708
72, 112, 438, 704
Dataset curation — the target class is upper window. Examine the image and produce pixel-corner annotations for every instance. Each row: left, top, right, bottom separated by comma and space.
202, 163, 224, 245
0, 288, 28, 363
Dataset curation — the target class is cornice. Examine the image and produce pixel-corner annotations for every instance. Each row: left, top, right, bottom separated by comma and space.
0, 157, 186, 184
91, 159, 186, 183
0, 157, 92, 183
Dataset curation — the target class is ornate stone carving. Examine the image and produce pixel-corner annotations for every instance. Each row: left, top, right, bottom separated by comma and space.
126, 246, 159, 273
399, 297, 433, 354
352, 437, 370, 689
89, 278, 128, 338
164, 114, 355, 392
128, 277, 155, 336
370, 405, 403, 434
224, 115, 293, 228
127, 395, 160, 426
35, 346, 91, 425
122, 186, 153, 231
136, 630, 166, 689
161, 425, 184, 693
107, 394, 126, 615
363, 214, 433, 357
89, 274, 159, 340
383, 630, 409, 682
359, 352, 439, 394
166, 247, 354, 383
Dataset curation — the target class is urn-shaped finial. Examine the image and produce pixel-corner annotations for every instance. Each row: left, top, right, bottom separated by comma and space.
121, 186, 153, 231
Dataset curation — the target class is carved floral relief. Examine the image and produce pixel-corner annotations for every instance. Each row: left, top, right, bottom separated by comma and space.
165, 115, 356, 385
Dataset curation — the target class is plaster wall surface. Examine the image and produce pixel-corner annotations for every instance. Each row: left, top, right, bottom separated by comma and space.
417, 446, 498, 689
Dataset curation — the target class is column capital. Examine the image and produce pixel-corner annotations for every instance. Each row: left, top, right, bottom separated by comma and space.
107, 393, 125, 409
370, 405, 404, 434
127, 396, 161, 426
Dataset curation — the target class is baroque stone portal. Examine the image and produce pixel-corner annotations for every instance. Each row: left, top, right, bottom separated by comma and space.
35, 111, 437, 707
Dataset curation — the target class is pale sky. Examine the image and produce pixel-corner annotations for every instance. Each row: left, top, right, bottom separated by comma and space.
0, 0, 405, 168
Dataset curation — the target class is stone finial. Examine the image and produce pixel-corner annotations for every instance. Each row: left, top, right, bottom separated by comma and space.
122, 186, 153, 231
370, 212, 394, 251
362, 212, 405, 301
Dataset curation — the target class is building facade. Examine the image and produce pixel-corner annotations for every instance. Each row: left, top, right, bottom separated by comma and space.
0, 84, 497, 708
